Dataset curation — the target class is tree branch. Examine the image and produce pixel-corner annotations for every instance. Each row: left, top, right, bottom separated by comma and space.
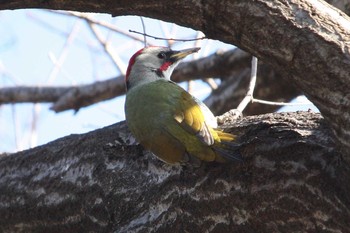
0, 112, 348, 232
0, 48, 300, 114
0, 47, 308, 119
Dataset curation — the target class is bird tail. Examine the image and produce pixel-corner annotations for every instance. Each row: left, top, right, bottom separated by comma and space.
213, 130, 243, 162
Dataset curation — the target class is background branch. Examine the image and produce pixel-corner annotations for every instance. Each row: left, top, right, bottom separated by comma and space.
0, 48, 299, 114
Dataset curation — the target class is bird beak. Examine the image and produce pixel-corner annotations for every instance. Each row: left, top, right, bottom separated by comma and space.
170, 47, 201, 61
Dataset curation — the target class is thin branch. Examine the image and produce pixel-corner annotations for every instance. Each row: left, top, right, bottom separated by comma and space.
46, 20, 80, 84
187, 80, 194, 93
203, 78, 218, 90
252, 98, 312, 106
236, 56, 258, 112
129, 30, 207, 42
140, 17, 147, 47
216, 56, 258, 123
30, 104, 40, 148
193, 31, 217, 90
159, 21, 174, 47
11, 105, 20, 151
48, 52, 76, 83
50, 10, 152, 45
87, 22, 126, 74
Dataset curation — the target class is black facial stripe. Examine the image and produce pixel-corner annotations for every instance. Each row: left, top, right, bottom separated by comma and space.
155, 69, 164, 78
158, 51, 176, 63
126, 80, 131, 90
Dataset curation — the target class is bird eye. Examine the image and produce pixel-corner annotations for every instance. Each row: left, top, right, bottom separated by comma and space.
157, 52, 166, 59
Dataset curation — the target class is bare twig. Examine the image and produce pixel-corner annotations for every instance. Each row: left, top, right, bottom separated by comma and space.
0, 61, 22, 85
50, 10, 152, 45
30, 104, 40, 148
193, 31, 218, 90
187, 81, 194, 93
46, 20, 80, 84
11, 105, 20, 151
216, 56, 258, 123
252, 98, 312, 106
160, 21, 174, 47
87, 22, 126, 74
140, 17, 147, 47
236, 56, 258, 112
129, 30, 207, 42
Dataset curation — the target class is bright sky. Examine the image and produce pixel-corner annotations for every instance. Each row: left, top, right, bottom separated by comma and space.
0, 9, 317, 153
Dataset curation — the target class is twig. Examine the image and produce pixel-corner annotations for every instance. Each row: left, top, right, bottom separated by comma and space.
140, 17, 147, 47
186, 31, 204, 94
50, 10, 152, 45
216, 56, 258, 123
193, 31, 217, 90
0, 61, 22, 85
204, 78, 218, 90
11, 105, 20, 151
236, 56, 258, 112
252, 98, 312, 106
160, 21, 173, 47
46, 20, 80, 84
87, 22, 126, 74
187, 80, 194, 93
129, 30, 207, 42
48, 53, 76, 83
30, 104, 40, 148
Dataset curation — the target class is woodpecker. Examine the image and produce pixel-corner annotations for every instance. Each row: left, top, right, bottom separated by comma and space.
124, 47, 242, 165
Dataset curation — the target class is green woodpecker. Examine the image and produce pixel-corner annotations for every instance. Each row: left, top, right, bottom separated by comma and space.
124, 47, 241, 165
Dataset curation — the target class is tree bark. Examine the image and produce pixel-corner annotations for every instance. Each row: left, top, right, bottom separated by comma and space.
1, 112, 348, 233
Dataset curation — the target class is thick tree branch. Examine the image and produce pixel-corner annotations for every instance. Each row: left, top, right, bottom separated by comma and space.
0, 112, 348, 232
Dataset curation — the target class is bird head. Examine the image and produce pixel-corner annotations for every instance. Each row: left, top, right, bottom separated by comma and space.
125, 46, 200, 90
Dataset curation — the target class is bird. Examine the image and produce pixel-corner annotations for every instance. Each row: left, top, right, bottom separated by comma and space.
124, 46, 242, 165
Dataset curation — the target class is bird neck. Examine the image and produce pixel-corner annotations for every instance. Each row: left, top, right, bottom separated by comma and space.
126, 63, 175, 90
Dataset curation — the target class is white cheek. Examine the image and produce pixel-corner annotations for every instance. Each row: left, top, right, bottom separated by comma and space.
163, 66, 176, 80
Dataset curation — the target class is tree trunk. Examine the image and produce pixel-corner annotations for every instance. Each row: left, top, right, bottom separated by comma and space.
1, 112, 348, 232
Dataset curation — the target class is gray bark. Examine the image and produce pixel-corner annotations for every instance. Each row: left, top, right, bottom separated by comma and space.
1, 112, 348, 232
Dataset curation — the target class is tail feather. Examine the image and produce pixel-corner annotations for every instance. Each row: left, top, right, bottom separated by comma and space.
213, 130, 243, 162
213, 144, 243, 162
212, 129, 243, 162
216, 130, 236, 141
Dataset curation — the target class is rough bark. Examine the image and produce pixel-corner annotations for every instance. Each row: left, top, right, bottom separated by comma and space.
0, 112, 348, 233
1, 0, 350, 160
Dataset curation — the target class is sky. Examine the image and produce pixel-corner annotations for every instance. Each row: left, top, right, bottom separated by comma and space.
0, 9, 317, 153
